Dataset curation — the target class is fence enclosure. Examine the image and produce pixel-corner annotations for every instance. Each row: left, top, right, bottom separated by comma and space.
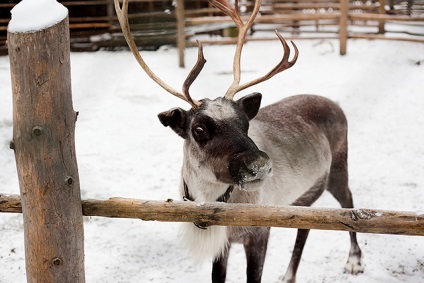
2, 1, 424, 282
1, 0, 424, 61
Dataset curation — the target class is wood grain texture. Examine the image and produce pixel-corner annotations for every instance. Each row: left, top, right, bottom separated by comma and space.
8, 16, 85, 283
1, 194, 423, 236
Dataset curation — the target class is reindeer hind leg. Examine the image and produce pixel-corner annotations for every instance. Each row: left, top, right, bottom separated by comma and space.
327, 151, 364, 274
280, 229, 310, 283
280, 174, 328, 282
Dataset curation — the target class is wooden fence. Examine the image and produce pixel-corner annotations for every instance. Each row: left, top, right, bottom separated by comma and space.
1, 194, 424, 236
2, 2, 424, 282
1, 0, 424, 62
179, 0, 424, 65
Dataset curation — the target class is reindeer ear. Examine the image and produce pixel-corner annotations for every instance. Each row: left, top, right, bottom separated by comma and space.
237, 92, 262, 120
158, 108, 188, 139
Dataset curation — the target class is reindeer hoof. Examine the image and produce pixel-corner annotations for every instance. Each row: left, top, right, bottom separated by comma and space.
344, 255, 364, 275
279, 274, 296, 283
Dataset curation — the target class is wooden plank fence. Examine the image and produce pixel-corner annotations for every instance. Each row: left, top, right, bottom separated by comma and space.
179, 0, 424, 63
1, 0, 423, 60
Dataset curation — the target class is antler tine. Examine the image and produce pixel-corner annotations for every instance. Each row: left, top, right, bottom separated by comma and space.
211, 0, 299, 100
114, 0, 201, 108
210, 0, 243, 27
183, 41, 207, 106
233, 31, 299, 95
210, 0, 262, 99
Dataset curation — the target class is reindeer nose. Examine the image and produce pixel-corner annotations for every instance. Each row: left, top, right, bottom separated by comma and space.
230, 150, 272, 184
244, 151, 271, 177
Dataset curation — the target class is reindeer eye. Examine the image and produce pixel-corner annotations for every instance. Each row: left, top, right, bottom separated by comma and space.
194, 126, 206, 136
192, 124, 210, 143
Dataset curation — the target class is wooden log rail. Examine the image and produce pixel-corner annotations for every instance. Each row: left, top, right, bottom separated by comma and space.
1, 194, 423, 236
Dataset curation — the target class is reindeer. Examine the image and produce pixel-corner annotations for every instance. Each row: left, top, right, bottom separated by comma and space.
115, 0, 363, 282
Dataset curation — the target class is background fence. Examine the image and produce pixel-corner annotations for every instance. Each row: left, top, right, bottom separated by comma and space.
1, 0, 424, 63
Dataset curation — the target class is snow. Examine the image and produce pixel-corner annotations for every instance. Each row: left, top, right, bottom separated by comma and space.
8, 0, 67, 33
0, 38, 423, 282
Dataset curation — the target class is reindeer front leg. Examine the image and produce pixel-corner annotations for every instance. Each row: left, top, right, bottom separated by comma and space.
244, 227, 271, 283
212, 244, 231, 283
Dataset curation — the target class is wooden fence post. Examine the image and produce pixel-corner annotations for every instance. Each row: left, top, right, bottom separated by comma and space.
340, 0, 348, 55
378, 0, 386, 34
176, 0, 186, 68
8, 16, 85, 283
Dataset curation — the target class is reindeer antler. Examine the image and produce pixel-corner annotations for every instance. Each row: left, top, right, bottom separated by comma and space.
114, 0, 203, 108
210, 0, 299, 100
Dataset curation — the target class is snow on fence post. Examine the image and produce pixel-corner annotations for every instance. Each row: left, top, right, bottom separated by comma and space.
7, 1, 85, 282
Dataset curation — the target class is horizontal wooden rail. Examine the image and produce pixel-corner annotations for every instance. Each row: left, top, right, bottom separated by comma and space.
270, 3, 380, 10
69, 23, 112, 29
349, 34, 424, 43
67, 0, 170, 4
186, 35, 340, 46
186, 11, 424, 27
350, 13, 424, 22
1, 194, 423, 236
186, 13, 341, 26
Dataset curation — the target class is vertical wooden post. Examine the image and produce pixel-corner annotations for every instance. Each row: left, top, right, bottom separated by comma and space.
108, 0, 115, 32
8, 16, 85, 283
176, 0, 186, 68
340, 0, 348, 55
378, 0, 386, 34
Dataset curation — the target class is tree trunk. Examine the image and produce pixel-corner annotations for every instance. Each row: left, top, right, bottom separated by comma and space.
8, 16, 85, 283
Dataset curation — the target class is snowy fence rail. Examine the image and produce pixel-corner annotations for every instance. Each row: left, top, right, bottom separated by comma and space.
1, 194, 423, 236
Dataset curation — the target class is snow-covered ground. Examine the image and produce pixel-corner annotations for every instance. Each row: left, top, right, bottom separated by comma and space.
0, 38, 423, 282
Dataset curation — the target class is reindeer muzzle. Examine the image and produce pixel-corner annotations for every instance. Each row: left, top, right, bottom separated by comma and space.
229, 150, 272, 191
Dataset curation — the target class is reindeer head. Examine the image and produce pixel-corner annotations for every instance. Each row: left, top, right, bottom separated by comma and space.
158, 93, 272, 191
115, 0, 298, 194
